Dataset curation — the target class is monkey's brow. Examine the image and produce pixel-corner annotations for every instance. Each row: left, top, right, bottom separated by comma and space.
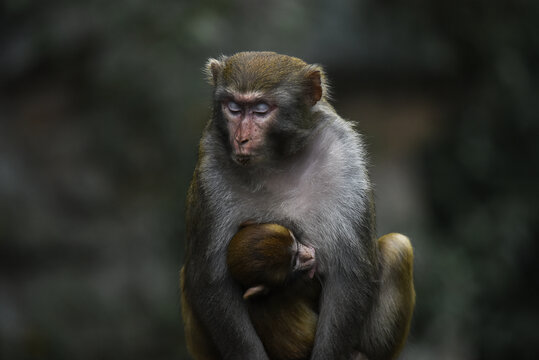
224, 89, 265, 103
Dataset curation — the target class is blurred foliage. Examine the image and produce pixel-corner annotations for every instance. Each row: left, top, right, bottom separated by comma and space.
0, 0, 537, 359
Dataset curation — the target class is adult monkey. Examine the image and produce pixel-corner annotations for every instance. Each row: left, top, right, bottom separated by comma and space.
182, 51, 412, 359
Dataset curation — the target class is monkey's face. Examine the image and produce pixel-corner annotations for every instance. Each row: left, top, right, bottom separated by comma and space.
206, 52, 325, 167
220, 94, 278, 166
291, 235, 317, 280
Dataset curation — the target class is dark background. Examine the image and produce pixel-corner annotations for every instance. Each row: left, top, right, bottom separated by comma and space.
1, 1, 538, 359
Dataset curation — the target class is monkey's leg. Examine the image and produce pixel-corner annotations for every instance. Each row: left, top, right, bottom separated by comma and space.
360, 233, 415, 360
180, 267, 220, 360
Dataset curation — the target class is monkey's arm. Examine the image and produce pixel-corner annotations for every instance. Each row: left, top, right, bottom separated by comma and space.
184, 269, 268, 359
311, 232, 415, 360
183, 178, 269, 360
311, 259, 376, 360
309, 204, 378, 360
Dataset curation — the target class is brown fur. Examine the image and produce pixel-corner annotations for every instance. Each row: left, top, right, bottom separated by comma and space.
180, 268, 220, 360
207, 52, 326, 105
376, 233, 415, 359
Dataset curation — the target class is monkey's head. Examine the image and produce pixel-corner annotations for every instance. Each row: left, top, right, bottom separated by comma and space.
205, 51, 327, 167
227, 223, 316, 299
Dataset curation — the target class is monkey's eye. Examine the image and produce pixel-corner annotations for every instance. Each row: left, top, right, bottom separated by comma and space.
253, 103, 270, 115
227, 101, 242, 114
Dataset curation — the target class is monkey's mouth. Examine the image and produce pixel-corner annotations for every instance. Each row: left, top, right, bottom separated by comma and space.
233, 153, 261, 166
300, 259, 317, 279
234, 154, 251, 165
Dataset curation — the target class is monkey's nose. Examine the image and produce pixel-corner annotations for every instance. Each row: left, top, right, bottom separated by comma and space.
234, 134, 250, 149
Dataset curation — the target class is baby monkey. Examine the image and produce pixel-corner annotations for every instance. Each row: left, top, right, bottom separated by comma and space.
227, 223, 321, 360
226, 224, 415, 360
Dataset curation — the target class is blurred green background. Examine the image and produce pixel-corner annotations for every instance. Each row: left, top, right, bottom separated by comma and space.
1, 0, 538, 359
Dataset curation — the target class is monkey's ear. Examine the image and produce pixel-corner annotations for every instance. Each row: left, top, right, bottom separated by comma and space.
305, 66, 325, 106
205, 56, 226, 86
243, 285, 268, 299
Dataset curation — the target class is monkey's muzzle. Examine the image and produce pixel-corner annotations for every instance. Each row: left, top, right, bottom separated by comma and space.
297, 243, 317, 279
